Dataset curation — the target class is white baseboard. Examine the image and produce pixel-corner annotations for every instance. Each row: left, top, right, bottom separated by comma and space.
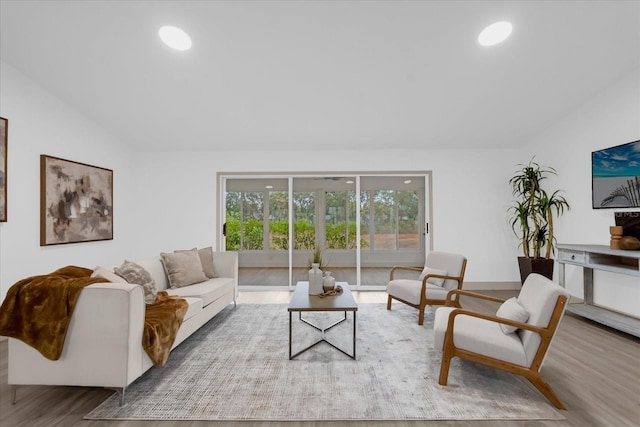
462, 281, 521, 291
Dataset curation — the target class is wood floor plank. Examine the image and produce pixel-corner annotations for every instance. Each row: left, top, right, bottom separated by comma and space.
1, 290, 638, 427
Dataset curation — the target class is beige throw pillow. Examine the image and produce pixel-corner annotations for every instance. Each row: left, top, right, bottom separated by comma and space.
197, 246, 217, 278
176, 246, 217, 279
114, 261, 158, 304
161, 249, 208, 288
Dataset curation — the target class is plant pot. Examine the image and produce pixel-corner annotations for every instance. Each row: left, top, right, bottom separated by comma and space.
517, 257, 554, 284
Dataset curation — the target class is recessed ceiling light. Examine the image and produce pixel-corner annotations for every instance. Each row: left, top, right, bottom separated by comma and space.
478, 21, 513, 46
346, 180, 354, 184
404, 179, 412, 184
265, 185, 274, 189
159, 25, 192, 51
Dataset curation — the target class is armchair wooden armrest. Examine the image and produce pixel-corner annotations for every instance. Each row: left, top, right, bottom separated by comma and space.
445, 289, 506, 306
389, 266, 423, 280
421, 273, 459, 283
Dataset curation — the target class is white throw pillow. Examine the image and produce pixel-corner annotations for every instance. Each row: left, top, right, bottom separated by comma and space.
496, 297, 530, 334
91, 266, 127, 284
418, 267, 448, 287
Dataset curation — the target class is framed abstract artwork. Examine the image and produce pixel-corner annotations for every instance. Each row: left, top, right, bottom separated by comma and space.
40, 155, 113, 245
0, 117, 7, 222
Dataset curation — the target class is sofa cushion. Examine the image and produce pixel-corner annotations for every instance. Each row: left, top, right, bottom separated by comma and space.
433, 306, 527, 367
165, 277, 235, 307
496, 297, 530, 334
176, 247, 217, 279
179, 296, 204, 322
387, 279, 451, 305
160, 250, 208, 289
114, 261, 158, 304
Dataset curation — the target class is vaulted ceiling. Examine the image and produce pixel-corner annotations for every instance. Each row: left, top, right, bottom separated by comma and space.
1, 1, 639, 152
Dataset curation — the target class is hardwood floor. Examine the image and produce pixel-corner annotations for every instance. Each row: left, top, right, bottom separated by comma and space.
1, 290, 638, 427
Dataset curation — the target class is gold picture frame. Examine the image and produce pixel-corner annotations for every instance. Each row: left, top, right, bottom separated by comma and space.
40, 155, 113, 245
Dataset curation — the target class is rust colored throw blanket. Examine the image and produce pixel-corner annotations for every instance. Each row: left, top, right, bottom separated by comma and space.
0, 266, 108, 360
143, 291, 189, 367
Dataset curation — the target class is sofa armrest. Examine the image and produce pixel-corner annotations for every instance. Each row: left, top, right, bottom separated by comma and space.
212, 251, 239, 296
8, 282, 146, 389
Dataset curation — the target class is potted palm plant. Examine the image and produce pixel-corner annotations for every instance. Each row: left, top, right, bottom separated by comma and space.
509, 159, 570, 283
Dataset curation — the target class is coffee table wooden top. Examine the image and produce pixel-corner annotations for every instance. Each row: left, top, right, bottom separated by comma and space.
288, 281, 358, 312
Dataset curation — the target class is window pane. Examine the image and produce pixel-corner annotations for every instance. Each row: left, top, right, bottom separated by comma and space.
325, 190, 359, 249
293, 191, 315, 250
225, 191, 241, 251
269, 191, 288, 250
360, 190, 371, 249
373, 190, 397, 250
398, 190, 419, 249
325, 191, 346, 249
242, 192, 263, 250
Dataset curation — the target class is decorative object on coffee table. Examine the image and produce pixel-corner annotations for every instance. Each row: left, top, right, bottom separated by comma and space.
322, 271, 336, 292
308, 263, 324, 295
40, 155, 113, 245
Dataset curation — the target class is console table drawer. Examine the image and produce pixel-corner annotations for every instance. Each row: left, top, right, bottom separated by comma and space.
559, 250, 586, 264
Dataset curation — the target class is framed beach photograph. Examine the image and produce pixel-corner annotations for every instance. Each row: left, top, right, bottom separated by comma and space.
0, 117, 7, 222
40, 155, 113, 245
592, 140, 640, 208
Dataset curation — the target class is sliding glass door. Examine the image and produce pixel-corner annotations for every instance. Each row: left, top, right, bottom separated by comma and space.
221, 173, 430, 288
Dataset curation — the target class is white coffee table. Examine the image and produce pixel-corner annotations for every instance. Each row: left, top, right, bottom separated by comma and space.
288, 281, 358, 360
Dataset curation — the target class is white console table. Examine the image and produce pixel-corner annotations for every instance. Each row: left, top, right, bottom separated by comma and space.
556, 244, 640, 337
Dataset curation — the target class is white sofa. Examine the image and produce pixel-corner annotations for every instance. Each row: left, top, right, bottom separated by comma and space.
7, 251, 238, 405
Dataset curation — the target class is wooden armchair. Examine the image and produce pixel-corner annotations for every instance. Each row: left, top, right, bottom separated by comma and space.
386, 251, 467, 325
433, 273, 570, 409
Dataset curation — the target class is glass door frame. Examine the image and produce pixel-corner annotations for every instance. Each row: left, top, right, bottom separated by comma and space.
218, 171, 432, 290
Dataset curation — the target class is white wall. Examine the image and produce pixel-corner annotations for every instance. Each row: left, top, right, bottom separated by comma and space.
527, 70, 640, 316
0, 61, 139, 301
134, 148, 523, 284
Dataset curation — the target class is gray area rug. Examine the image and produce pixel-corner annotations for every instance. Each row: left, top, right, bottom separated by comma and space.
85, 303, 564, 421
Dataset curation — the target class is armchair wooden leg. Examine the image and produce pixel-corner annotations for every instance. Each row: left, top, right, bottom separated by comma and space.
387, 295, 393, 310
418, 305, 425, 325
438, 353, 452, 385
526, 373, 566, 410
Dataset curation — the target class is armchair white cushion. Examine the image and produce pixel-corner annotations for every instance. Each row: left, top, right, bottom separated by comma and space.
386, 251, 467, 325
